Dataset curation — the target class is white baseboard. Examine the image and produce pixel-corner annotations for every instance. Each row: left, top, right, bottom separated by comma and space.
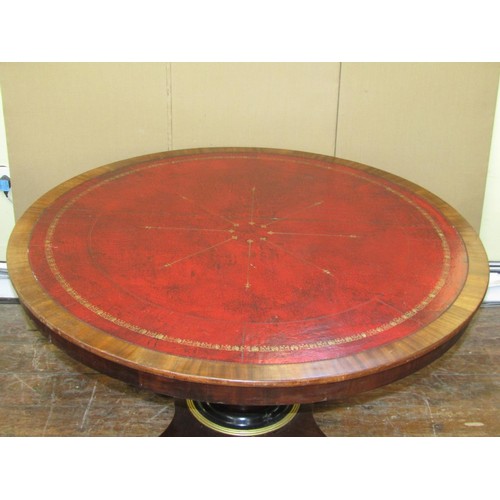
483, 262, 500, 307
0, 261, 19, 302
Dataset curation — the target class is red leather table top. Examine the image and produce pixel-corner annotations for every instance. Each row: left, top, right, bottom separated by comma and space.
26, 150, 470, 366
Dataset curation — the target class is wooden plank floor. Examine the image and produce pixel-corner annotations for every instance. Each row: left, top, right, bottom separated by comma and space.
0, 303, 498, 437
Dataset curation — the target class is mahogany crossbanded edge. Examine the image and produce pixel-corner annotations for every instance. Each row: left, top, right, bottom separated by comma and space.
7, 148, 490, 406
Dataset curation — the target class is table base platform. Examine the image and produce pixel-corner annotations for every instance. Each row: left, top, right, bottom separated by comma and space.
161, 400, 325, 437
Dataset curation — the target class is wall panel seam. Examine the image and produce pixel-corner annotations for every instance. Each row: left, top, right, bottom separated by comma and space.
333, 62, 342, 157
165, 62, 173, 151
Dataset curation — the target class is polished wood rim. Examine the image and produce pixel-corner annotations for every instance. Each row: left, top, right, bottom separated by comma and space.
7, 148, 490, 404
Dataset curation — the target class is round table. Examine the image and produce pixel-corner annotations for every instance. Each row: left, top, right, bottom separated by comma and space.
7, 148, 489, 436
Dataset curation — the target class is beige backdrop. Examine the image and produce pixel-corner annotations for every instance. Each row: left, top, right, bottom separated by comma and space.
1, 62, 499, 232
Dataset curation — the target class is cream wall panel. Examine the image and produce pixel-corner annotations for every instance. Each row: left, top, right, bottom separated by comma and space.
336, 62, 500, 231
0, 62, 170, 219
171, 62, 340, 154
480, 75, 500, 261
2, 62, 497, 236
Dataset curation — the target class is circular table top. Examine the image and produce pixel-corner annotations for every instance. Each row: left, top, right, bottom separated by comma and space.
8, 148, 489, 404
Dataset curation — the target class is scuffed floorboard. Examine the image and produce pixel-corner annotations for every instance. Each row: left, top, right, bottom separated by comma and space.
0, 304, 498, 437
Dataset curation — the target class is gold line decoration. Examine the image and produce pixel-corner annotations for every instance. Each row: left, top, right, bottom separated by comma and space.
186, 400, 300, 436
265, 239, 336, 279
245, 239, 254, 290
249, 186, 256, 225
178, 193, 238, 227
163, 237, 236, 268
267, 230, 359, 238
40, 152, 458, 355
262, 200, 324, 228
144, 225, 232, 233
